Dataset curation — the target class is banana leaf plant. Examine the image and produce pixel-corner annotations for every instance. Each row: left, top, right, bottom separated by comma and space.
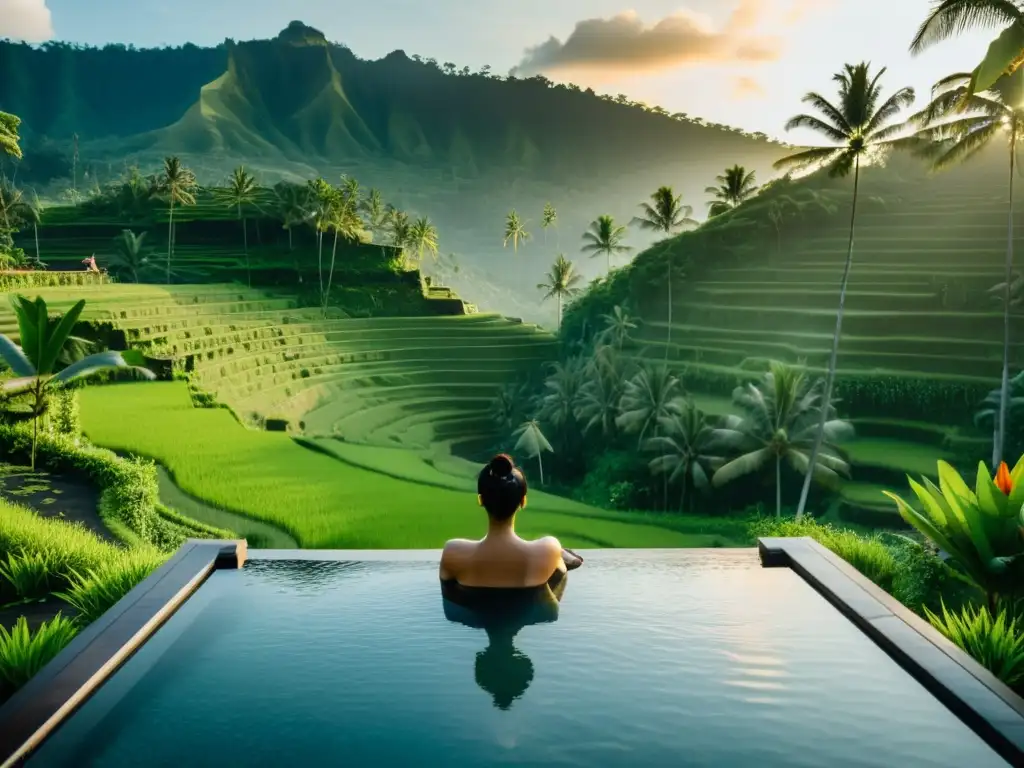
0, 295, 155, 470
884, 456, 1024, 613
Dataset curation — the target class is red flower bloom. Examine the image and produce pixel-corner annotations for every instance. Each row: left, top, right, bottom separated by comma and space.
995, 462, 1013, 495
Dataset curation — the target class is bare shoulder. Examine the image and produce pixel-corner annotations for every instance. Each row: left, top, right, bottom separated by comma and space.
531, 535, 563, 556
442, 538, 476, 557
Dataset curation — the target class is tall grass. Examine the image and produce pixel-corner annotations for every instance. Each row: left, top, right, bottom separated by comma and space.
0, 552, 54, 602
0, 614, 79, 693
926, 602, 1024, 690
58, 556, 162, 625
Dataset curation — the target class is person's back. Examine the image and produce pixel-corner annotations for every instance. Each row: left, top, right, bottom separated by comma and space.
439, 454, 583, 589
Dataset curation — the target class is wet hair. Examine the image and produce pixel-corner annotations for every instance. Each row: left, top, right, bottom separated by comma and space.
477, 453, 527, 520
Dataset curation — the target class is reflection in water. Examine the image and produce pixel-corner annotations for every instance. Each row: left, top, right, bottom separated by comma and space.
441, 578, 565, 710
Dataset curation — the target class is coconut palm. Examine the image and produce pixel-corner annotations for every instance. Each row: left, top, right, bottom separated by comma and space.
513, 420, 554, 485
632, 186, 699, 358
490, 382, 533, 434
23, 191, 43, 268
902, 69, 1022, 467
582, 215, 632, 274
0, 112, 22, 160
616, 364, 683, 450
706, 166, 759, 217
408, 216, 439, 268
536, 254, 582, 330
644, 401, 722, 513
158, 157, 197, 285
107, 230, 155, 283
541, 202, 558, 244
710, 362, 853, 518
0, 178, 28, 253
577, 345, 627, 437
597, 304, 638, 350
503, 210, 530, 252
215, 166, 259, 287
538, 358, 586, 438
775, 62, 914, 520
363, 189, 388, 243
0, 295, 155, 469
323, 184, 362, 315
306, 178, 336, 307
272, 181, 310, 282
910, 1, 1024, 99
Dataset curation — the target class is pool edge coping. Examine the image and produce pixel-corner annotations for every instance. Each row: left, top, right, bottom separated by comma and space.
0, 538, 247, 768
759, 535, 1024, 767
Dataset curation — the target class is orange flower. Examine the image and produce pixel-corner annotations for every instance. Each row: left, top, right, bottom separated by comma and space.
995, 461, 1014, 495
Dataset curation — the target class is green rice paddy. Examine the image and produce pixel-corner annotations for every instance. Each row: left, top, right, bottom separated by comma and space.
77, 382, 748, 549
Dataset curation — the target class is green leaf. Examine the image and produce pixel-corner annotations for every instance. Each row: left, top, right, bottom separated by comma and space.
37, 299, 85, 376
972, 24, 1024, 96
50, 351, 154, 385
0, 335, 35, 377
976, 461, 1009, 518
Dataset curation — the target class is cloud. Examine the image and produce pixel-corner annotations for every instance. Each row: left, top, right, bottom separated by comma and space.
0, 0, 53, 42
512, 2, 782, 78
730, 76, 766, 100
784, 0, 833, 24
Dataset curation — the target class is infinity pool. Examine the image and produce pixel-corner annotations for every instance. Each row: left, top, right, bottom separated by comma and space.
27, 550, 1008, 767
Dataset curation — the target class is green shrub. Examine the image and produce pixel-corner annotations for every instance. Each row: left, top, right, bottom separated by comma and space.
50, 389, 81, 439
926, 602, 1024, 690
0, 551, 54, 601
749, 516, 898, 593
58, 555, 163, 625
0, 613, 79, 694
882, 533, 974, 616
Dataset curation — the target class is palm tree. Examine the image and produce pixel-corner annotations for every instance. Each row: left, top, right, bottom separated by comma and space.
541, 202, 558, 245
774, 62, 914, 520
24, 191, 43, 268
632, 186, 699, 358
503, 210, 530, 252
901, 70, 1021, 466
323, 183, 362, 315
710, 362, 853, 518
107, 230, 155, 283
0, 178, 28, 252
577, 345, 626, 437
158, 157, 197, 285
272, 181, 310, 282
0, 295, 155, 469
363, 189, 387, 243
536, 254, 582, 330
0, 112, 22, 160
910, 2, 1024, 99
616, 364, 683, 450
582, 215, 632, 274
597, 304, 638, 351
306, 178, 335, 307
644, 401, 721, 513
408, 216, 439, 268
706, 166, 759, 217
538, 358, 586, 439
513, 420, 554, 484
215, 166, 259, 287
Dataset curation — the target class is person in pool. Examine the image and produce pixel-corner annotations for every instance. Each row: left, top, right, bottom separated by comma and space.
439, 453, 584, 588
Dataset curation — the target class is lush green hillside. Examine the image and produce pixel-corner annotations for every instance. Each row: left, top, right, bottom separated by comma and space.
559, 145, 1019, 525
0, 22, 788, 321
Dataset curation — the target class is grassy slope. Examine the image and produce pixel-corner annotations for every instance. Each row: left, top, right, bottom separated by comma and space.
78, 382, 749, 549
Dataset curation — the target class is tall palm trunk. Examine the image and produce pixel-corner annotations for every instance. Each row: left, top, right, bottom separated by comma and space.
664, 252, 673, 361
537, 453, 545, 485
166, 197, 175, 285
240, 204, 251, 288
796, 154, 861, 519
324, 228, 340, 317
556, 294, 562, 331
606, 250, 611, 275
317, 230, 324, 305
995, 129, 1017, 468
33, 222, 40, 265
776, 455, 782, 518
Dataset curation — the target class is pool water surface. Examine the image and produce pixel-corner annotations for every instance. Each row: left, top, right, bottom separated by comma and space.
29, 550, 1008, 767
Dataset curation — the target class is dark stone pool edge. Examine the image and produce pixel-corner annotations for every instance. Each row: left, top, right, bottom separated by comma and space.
0, 539, 248, 768
759, 536, 1024, 768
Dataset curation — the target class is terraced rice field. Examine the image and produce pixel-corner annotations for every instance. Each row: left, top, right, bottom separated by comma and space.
629, 166, 1022, 526
76, 382, 749, 548
0, 283, 555, 453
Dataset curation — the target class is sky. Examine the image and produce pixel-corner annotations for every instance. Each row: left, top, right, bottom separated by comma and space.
0, 0, 1000, 140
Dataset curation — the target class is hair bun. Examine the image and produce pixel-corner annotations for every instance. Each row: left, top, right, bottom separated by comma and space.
488, 453, 515, 479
